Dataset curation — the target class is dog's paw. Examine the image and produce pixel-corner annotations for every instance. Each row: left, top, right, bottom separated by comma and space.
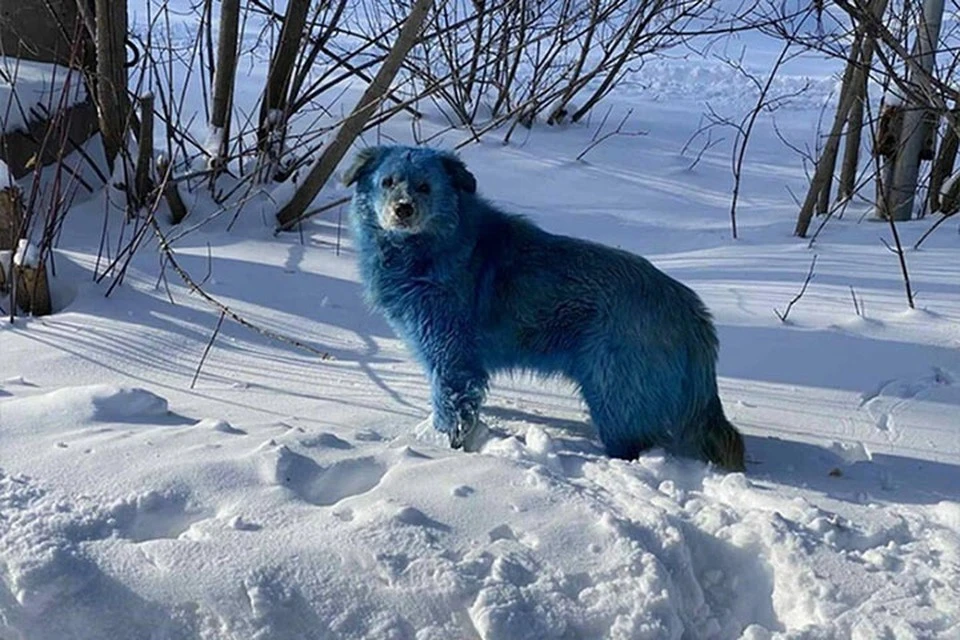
449, 409, 477, 450
461, 419, 491, 452
413, 412, 489, 453
449, 414, 489, 453
449, 423, 468, 450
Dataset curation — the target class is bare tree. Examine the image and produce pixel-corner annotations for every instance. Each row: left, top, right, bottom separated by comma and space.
407, 0, 723, 129
256, 0, 311, 181
275, 0, 435, 231
887, 0, 946, 221
209, 0, 240, 172
787, 0, 895, 236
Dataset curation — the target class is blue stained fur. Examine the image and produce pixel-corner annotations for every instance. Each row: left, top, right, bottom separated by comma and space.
345, 145, 745, 471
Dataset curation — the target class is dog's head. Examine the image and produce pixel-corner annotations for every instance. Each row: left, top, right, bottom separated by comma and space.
344, 145, 476, 237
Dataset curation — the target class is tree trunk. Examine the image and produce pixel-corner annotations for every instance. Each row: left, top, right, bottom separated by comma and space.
795, 0, 889, 236
837, 42, 872, 202
257, 0, 311, 179
815, 38, 863, 216
209, 0, 240, 169
0, 186, 23, 251
275, 0, 434, 231
888, 0, 945, 221
93, 0, 129, 171
794, 75, 859, 235
929, 108, 960, 212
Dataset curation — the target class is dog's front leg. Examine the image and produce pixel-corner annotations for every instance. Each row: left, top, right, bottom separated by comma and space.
419, 319, 488, 450
432, 375, 486, 450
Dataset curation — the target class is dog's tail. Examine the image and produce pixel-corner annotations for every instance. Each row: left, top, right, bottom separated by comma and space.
698, 395, 745, 472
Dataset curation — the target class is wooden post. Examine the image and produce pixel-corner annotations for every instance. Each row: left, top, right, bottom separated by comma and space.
134, 93, 155, 209
873, 100, 903, 219
929, 109, 960, 212
0, 185, 23, 294
157, 155, 189, 224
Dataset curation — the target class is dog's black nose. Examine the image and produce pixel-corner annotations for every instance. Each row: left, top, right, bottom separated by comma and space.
395, 202, 414, 219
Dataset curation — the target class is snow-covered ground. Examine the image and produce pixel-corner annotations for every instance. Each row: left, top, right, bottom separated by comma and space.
2, 7, 959, 639
0, 58, 87, 134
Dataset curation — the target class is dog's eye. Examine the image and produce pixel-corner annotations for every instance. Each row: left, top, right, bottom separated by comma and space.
416, 183, 431, 195
381, 176, 394, 188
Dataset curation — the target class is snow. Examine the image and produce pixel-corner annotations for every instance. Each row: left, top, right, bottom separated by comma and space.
203, 126, 225, 161
0, 159, 13, 188
1, 5, 959, 640
12, 239, 38, 268
0, 57, 88, 134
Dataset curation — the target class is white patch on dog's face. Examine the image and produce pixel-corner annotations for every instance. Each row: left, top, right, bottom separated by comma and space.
376, 176, 428, 232
372, 157, 450, 235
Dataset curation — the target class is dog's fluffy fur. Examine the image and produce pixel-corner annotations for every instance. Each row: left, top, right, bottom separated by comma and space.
345, 145, 745, 471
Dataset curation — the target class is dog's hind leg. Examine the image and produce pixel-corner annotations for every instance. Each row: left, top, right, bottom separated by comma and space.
575, 343, 677, 461
686, 395, 745, 471
580, 383, 673, 460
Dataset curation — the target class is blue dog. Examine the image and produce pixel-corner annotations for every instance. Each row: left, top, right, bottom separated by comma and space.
345, 145, 744, 471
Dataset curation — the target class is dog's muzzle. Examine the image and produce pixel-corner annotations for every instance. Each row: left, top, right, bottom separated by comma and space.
394, 201, 414, 221
382, 199, 419, 230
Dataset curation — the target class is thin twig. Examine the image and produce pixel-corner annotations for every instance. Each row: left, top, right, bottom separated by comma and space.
151, 218, 333, 359
879, 227, 916, 308
576, 108, 645, 161
849, 285, 862, 317
272, 196, 351, 236
913, 212, 955, 249
774, 254, 818, 322
191, 310, 226, 389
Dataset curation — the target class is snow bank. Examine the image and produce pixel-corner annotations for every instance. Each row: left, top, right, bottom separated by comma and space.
0, 381, 957, 639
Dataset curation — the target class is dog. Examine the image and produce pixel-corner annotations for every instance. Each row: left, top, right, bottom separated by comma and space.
345, 145, 745, 471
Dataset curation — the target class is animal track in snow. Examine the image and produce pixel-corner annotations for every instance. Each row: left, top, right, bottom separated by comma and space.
858, 367, 955, 437
264, 445, 388, 506
393, 505, 451, 531
196, 418, 246, 435
107, 490, 211, 543
487, 524, 540, 550
298, 432, 352, 450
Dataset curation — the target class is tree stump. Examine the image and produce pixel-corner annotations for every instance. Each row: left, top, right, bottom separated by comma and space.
0, 186, 22, 250
15, 261, 51, 316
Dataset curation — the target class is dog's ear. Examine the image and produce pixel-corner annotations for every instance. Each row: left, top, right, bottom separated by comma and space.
439, 152, 477, 194
342, 147, 384, 186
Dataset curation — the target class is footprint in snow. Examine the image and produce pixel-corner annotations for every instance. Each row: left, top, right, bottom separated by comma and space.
261, 445, 388, 507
